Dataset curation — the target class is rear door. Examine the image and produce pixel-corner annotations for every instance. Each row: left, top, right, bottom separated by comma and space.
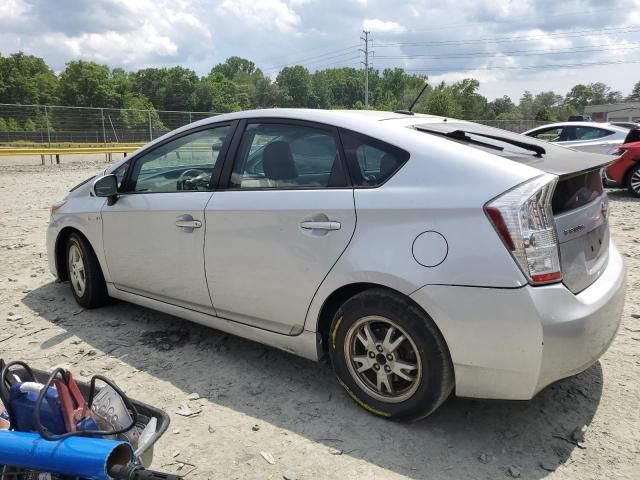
204, 119, 356, 334
101, 124, 232, 312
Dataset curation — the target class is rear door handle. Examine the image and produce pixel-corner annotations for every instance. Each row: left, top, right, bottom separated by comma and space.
300, 221, 341, 231
175, 219, 202, 229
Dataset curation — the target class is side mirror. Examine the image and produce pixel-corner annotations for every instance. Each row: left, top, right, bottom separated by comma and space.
91, 175, 118, 205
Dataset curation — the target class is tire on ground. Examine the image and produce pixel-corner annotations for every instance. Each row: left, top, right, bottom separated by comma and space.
328, 288, 454, 420
66, 232, 109, 309
626, 163, 640, 198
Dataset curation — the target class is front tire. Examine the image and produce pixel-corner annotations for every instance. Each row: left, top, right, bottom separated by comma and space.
626, 163, 640, 198
66, 233, 109, 308
329, 288, 454, 420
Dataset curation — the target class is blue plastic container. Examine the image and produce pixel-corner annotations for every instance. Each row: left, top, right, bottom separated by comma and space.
9, 383, 66, 434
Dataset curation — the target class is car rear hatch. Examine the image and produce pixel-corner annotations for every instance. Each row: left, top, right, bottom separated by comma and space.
552, 169, 609, 293
413, 122, 614, 293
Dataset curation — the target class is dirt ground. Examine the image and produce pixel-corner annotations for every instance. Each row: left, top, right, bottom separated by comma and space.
0, 160, 638, 480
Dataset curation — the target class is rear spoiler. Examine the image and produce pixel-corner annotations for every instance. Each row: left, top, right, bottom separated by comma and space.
412, 121, 614, 179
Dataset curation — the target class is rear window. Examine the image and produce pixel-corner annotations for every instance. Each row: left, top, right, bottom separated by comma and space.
340, 129, 409, 187
552, 169, 603, 214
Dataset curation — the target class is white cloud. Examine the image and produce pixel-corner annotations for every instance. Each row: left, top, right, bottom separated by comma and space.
220, 0, 300, 32
362, 18, 406, 34
0, 0, 30, 25
1, 0, 640, 100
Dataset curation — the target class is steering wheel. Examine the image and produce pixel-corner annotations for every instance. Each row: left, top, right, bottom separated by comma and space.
177, 168, 209, 190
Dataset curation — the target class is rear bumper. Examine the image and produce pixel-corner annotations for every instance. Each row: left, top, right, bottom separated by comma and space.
409, 241, 626, 400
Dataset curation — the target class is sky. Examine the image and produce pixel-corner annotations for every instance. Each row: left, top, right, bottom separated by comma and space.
1, 0, 640, 101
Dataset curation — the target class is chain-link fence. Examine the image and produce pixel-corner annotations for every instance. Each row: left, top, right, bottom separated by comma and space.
0, 103, 549, 147
0, 103, 220, 145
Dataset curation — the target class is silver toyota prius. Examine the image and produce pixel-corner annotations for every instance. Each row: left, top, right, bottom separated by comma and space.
47, 109, 626, 420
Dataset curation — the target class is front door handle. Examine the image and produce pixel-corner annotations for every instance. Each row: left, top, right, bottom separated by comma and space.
300, 221, 341, 231
175, 219, 202, 229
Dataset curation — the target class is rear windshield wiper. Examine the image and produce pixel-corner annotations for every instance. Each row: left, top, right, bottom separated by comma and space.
416, 126, 546, 157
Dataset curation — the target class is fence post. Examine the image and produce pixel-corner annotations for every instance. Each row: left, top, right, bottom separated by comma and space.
189, 112, 192, 123
100, 108, 107, 144
44, 105, 52, 148
148, 110, 153, 141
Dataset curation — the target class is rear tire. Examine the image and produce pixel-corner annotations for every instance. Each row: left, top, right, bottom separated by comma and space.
66, 233, 109, 308
328, 288, 454, 420
626, 163, 640, 198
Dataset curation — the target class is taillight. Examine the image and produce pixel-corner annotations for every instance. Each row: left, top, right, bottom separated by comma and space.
484, 174, 561, 286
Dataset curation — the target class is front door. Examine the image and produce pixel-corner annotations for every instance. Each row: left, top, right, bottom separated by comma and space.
102, 124, 231, 312
204, 121, 356, 334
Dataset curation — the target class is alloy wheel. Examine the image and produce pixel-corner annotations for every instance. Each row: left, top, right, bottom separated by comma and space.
68, 243, 86, 297
344, 315, 422, 403
631, 168, 640, 195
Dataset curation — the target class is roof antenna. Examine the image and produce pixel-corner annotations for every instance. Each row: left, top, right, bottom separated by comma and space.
395, 79, 429, 116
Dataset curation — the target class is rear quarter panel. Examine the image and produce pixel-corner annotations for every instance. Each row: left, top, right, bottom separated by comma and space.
304, 128, 543, 331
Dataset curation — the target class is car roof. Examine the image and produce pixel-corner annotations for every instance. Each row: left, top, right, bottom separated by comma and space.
197, 108, 442, 124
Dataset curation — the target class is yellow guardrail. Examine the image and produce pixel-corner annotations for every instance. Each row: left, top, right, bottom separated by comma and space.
0, 145, 142, 156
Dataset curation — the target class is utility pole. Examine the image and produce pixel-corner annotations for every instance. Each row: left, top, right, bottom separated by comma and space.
360, 31, 371, 109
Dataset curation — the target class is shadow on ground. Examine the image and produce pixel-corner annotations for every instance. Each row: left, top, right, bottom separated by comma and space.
23, 282, 603, 479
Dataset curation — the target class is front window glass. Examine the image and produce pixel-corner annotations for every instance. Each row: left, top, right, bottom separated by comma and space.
528, 127, 562, 142
125, 126, 230, 193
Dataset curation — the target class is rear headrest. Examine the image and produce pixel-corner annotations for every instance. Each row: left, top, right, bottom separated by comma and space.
263, 141, 298, 180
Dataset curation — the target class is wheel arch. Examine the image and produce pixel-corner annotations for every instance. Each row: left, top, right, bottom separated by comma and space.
54, 227, 96, 280
315, 282, 451, 361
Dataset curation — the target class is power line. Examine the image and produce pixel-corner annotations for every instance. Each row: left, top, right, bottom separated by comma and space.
306, 56, 362, 71
374, 42, 640, 60
263, 44, 360, 72
263, 50, 360, 74
373, 26, 640, 48
404, 58, 640, 73
394, 6, 632, 33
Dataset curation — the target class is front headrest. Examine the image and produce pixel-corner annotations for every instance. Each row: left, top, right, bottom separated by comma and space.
263, 141, 298, 180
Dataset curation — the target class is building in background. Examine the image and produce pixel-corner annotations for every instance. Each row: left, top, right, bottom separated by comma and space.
585, 102, 640, 123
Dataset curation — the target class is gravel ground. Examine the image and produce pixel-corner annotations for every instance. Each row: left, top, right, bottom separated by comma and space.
0, 161, 638, 480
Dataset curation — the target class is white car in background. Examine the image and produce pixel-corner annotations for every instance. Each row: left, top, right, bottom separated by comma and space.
523, 122, 629, 154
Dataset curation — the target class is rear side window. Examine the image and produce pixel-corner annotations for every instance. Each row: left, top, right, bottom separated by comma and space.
340, 130, 409, 187
573, 127, 612, 141
229, 123, 346, 189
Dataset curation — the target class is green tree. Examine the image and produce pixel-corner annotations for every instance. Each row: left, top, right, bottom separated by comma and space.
489, 95, 516, 117
6, 118, 20, 131
58, 60, 118, 107
627, 80, 640, 101
535, 105, 553, 121
0, 52, 59, 104
425, 87, 462, 118
23, 118, 37, 131
276, 66, 315, 107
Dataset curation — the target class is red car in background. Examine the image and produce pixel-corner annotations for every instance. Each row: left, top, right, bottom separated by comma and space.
604, 129, 640, 198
